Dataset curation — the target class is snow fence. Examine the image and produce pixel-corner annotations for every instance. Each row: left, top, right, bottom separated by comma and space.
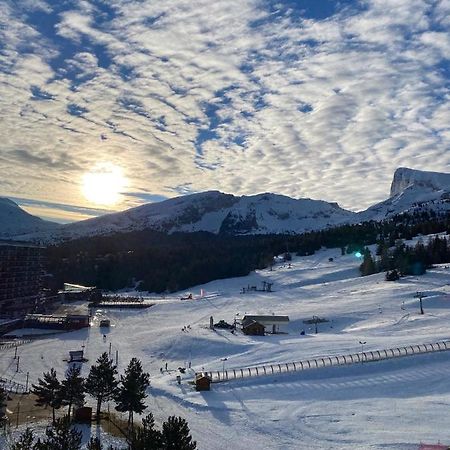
200, 340, 450, 384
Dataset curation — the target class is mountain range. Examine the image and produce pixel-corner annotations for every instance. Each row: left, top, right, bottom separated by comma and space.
2, 167, 450, 243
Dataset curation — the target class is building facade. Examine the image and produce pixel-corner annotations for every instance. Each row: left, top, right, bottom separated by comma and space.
0, 241, 44, 317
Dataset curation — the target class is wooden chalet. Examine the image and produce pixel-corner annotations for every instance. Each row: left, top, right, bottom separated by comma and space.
242, 315, 290, 334
242, 320, 265, 336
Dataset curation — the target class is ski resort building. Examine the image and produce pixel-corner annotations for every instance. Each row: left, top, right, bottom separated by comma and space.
59, 283, 101, 302
242, 315, 290, 334
242, 320, 265, 336
0, 241, 44, 317
23, 313, 90, 330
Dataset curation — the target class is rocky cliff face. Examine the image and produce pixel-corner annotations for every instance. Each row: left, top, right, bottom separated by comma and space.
390, 167, 450, 197
359, 167, 450, 222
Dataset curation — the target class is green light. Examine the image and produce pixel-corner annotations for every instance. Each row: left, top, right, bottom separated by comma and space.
355, 251, 362, 258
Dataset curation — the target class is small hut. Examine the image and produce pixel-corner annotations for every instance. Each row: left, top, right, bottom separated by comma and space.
242, 320, 265, 336
195, 373, 211, 391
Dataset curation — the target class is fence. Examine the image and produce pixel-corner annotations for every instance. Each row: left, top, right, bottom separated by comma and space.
0, 340, 31, 351
0, 376, 27, 394
200, 340, 450, 384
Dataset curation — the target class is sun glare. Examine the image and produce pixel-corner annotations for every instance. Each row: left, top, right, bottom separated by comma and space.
82, 163, 127, 206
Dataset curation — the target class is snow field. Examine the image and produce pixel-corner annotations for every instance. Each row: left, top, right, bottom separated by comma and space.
2, 248, 450, 448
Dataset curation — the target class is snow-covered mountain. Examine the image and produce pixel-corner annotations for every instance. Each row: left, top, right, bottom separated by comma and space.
0, 198, 58, 238
359, 167, 450, 221
17, 191, 356, 242
4, 167, 450, 242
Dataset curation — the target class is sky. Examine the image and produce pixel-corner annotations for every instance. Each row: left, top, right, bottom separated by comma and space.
0, 0, 449, 223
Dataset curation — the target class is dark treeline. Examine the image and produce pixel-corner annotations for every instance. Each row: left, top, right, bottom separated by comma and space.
360, 234, 450, 278
46, 209, 450, 293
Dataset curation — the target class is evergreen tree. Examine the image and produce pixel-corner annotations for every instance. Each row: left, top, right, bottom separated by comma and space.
161, 416, 196, 450
61, 366, 85, 421
115, 358, 150, 428
0, 385, 7, 419
359, 248, 377, 276
128, 413, 162, 450
31, 368, 63, 424
87, 438, 103, 450
9, 428, 34, 450
85, 353, 118, 421
36, 416, 82, 450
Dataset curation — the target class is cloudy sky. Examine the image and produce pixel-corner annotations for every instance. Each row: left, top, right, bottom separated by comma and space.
1, 0, 449, 223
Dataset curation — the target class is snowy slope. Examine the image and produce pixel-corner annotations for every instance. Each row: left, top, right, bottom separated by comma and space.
17, 191, 356, 242
3, 242, 450, 448
359, 167, 450, 221
6, 167, 450, 242
0, 197, 57, 238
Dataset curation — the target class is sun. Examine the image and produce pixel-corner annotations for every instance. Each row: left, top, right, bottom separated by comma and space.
82, 163, 127, 206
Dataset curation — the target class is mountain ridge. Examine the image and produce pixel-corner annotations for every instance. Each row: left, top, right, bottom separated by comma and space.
3, 167, 450, 242
0, 197, 58, 239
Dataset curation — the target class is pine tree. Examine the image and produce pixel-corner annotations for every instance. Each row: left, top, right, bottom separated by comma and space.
87, 437, 102, 450
31, 368, 63, 424
161, 416, 196, 450
0, 385, 7, 419
115, 358, 150, 428
85, 353, 118, 421
61, 366, 85, 421
9, 428, 35, 450
37, 416, 82, 450
359, 248, 376, 276
128, 413, 162, 450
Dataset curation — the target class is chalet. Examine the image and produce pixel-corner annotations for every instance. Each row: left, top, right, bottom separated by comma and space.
242, 320, 265, 336
242, 315, 290, 334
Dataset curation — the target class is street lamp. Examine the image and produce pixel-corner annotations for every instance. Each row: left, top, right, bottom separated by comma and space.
359, 341, 366, 364
220, 357, 228, 379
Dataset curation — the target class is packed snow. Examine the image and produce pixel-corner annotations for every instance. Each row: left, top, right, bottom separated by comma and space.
2, 246, 450, 448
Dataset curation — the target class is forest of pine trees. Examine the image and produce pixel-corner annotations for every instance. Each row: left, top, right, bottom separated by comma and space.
14, 353, 196, 450
359, 234, 450, 278
46, 209, 450, 293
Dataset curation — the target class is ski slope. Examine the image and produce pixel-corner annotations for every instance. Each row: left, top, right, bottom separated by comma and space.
2, 247, 450, 449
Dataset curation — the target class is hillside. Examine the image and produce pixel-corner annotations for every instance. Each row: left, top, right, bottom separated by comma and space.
0, 197, 57, 238
3, 244, 450, 448
17, 191, 356, 242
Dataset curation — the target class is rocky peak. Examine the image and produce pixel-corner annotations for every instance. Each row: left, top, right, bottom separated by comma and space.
390, 167, 450, 197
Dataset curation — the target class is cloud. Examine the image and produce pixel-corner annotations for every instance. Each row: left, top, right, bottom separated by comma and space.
0, 0, 449, 221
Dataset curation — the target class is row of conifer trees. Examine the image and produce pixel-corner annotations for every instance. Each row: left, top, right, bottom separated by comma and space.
9, 352, 196, 449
